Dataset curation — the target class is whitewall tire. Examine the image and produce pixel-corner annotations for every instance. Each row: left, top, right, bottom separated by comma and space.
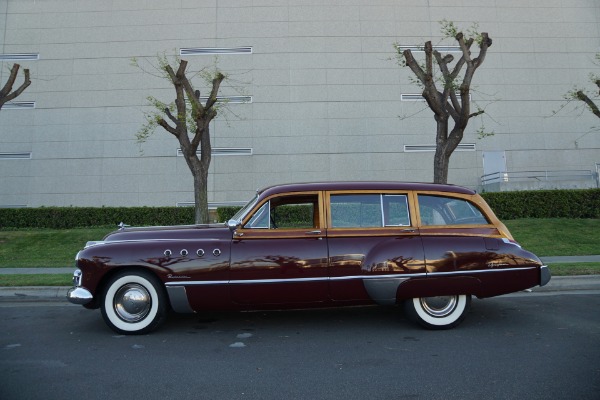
101, 270, 168, 335
404, 294, 471, 330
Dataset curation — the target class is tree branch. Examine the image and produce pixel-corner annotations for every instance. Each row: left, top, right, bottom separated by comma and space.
472, 32, 492, 69
468, 109, 486, 119
576, 90, 600, 118
0, 64, 32, 107
204, 72, 225, 110
164, 107, 178, 125
433, 50, 460, 119
182, 75, 204, 117
157, 118, 178, 136
403, 49, 427, 83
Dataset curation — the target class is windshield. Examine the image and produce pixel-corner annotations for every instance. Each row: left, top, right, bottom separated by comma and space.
230, 194, 259, 223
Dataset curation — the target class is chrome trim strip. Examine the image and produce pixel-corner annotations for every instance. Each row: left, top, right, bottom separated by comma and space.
164, 273, 428, 287
331, 273, 427, 281
163, 267, 539, 287
427, 266, 536, 276
85, 237, 224, 248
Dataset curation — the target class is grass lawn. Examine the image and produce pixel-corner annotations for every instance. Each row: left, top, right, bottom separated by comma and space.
0, 227, 114, 268
548, 263, 600, 276
504, 218, 600, 256
0, 274, 72, 287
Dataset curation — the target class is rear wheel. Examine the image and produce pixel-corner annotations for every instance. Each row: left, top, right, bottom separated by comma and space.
101, 270, 168, 335
404, 294, 471, 330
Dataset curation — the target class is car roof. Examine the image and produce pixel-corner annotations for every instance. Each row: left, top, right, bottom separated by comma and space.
258, 182, 476, 197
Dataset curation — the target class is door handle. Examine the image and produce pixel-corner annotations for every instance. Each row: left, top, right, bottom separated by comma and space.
306, 230, 322, 235
401, 229, 416, 233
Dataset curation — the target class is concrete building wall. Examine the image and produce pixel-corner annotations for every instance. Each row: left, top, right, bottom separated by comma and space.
1, 0, 599, 209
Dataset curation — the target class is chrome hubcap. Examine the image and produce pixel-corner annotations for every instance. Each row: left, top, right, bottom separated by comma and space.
113, 284, 151, 323
419, 296, 457, 318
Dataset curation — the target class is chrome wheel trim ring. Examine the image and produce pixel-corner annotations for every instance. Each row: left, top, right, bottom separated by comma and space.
419, 296, 458, 318
113, 284, 152, 323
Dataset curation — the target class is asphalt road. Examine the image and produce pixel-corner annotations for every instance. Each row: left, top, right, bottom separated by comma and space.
1, 292, 599, 400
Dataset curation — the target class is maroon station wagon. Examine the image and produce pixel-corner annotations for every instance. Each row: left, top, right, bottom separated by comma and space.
67, 182, 550, 334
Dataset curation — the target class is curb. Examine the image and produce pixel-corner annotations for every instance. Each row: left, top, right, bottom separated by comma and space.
0, 286, 71, 301
1, 276, 599, 302
533, 275, 600, 292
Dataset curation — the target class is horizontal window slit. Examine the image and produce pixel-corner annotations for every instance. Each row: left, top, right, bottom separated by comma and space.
396, 45, 461, 53
3, 101, 35, 109
0, 152, 32, 159
176, 148, 253, 157
404, 144, 475, 152
0, 53, 40, 61
180, 47, 252, 56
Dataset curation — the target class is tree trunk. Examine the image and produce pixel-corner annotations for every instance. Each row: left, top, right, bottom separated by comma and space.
192, 166, 210, 224
433, 115, 450, 184
433, 147, 450, 184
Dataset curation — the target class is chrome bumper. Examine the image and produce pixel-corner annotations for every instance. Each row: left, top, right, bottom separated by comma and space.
540, 265, 551, 287
66, 269, 93, 305
67, 287, 94, 305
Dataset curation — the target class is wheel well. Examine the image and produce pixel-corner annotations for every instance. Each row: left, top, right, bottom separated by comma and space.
396, 276, 482, 300
93, 266, 171, 310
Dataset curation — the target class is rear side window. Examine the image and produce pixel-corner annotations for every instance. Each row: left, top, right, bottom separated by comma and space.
330, 194, 410, 228
418, 195, 488, 226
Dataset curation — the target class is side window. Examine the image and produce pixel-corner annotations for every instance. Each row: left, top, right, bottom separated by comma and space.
271, 202, 315, 229
382, 195, 410, 226
330, 194, 410, 228
418, 195, 488, 226
244, 201, 270, 229
244, 194, 319, 229
331, 194, 381, 228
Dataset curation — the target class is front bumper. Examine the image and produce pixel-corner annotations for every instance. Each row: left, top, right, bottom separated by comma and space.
66, 269, 93, 305
67, 287, 94, 305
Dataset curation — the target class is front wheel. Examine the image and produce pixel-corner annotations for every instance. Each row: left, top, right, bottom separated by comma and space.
101, 270, 168, 335
404, 294, 471, 330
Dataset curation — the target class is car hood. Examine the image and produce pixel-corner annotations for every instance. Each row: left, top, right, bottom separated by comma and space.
94, 224, 232, 244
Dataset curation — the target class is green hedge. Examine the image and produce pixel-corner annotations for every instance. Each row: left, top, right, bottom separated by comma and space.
0, 207, 195, 229
217, 206, 242, 223
1, 189, 598, 229
481, 188, 600, 219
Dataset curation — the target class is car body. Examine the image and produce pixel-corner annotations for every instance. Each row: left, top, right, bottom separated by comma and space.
67, 182, 550, 334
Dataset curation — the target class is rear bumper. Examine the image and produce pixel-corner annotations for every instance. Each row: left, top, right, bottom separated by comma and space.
540, 265, 551, 287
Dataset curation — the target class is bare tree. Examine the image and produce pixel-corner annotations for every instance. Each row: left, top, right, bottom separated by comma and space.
0, 63, 32, 110
396, 21, 492, 184
136, 56, 225, 224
